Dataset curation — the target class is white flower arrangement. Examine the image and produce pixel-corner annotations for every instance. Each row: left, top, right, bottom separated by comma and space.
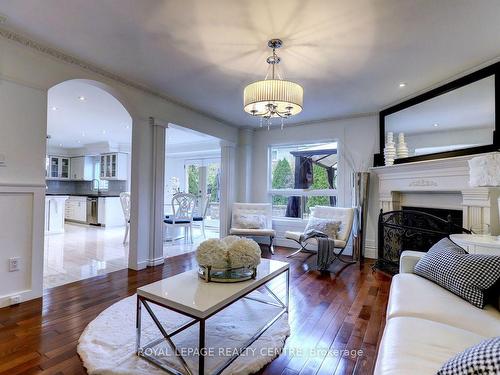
227, 237, 261, 268
196, 236, 261, 269
195, 238, 229, 269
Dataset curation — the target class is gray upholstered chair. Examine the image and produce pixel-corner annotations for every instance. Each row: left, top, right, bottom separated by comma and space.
229, 203, 276, 254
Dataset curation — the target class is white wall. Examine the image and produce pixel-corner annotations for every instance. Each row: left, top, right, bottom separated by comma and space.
0, 31, 238, 306
249, 115, 380, 258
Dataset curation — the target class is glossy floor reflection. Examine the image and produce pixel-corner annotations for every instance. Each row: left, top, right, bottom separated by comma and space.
44, 223, 129, 289
163, 226, 219, 258
44, 223, 220, 289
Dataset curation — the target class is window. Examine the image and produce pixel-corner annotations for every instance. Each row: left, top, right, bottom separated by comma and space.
269, 142, 338, 219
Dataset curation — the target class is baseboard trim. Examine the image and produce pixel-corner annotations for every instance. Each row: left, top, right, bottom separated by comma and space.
364, 245, 377, 259
147, 257, 165, 267
0, 289, 41, 308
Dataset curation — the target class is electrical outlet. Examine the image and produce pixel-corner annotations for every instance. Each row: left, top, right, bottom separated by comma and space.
9, 257, 20, 272
10, 295, 21, 305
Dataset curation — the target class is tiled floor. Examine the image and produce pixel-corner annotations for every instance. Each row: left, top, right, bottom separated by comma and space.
43, 223, 130, 289
163, 226, 219, 258
43, 222, 219, 289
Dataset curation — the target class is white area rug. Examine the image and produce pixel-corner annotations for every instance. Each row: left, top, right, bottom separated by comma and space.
78, 292, 290, 374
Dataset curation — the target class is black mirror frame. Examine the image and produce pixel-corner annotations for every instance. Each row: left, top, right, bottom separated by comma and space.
374, 62, 500, 167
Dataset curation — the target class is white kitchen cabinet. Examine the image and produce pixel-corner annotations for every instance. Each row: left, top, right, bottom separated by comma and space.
70, 156, 94, 181
45, 195, 69, 234
47, 155, 70, 180
100, 153, 128, 180
97, 197, 125, 227
65, 196, 87, 223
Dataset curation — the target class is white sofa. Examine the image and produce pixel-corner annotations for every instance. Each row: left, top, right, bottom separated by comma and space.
374, 250, 500, 375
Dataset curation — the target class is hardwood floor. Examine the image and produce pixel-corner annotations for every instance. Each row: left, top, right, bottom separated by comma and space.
0, 247, 391, 375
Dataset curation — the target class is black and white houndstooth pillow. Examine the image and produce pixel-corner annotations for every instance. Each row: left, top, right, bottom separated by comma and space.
437, 336, 500, 375
414, 237, 500, 308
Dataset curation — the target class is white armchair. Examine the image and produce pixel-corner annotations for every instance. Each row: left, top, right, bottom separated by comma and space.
284, 206, 355, 262
229, 203, 276, 254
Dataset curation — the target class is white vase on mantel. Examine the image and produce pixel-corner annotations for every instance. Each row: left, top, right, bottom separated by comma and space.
397, 132, 409, 159
384, 132, 396, 166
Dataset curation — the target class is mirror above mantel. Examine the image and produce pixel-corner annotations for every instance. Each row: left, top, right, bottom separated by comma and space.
375, 62, 500, 166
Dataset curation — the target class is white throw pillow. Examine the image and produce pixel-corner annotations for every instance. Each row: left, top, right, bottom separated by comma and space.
304, 217, 341, 239
233, 214, 266, 229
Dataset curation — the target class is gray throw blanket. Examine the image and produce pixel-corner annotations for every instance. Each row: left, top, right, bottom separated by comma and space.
301, 229, 337, 271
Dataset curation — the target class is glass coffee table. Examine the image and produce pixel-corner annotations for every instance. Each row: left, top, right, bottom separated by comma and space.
136, 259, 290, 374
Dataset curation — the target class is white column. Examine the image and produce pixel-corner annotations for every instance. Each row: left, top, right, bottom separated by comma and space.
379, 191, 401, 212
237, 129, 254, 202
149, 118, 166, 266
462, 187, 500, 234
129, 117, 153, 270
219, 141, 237, 237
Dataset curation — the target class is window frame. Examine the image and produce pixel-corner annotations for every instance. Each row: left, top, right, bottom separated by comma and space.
267, 141, 339, 220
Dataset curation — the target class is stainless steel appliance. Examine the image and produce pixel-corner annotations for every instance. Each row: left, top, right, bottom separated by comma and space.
86, 197, 99, 225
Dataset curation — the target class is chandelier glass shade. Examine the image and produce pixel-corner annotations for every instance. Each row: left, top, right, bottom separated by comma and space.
243, 39, 303, 129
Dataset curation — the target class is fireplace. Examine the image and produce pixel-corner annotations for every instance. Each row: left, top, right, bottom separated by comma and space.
402, 206, 463, 228
375, 208, 470, 275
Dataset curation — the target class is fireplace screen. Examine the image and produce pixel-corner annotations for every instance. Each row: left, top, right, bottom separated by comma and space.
375, 209, 470, 275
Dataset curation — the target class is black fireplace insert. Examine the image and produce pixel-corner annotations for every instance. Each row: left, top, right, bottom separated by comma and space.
374, 209, 471, 275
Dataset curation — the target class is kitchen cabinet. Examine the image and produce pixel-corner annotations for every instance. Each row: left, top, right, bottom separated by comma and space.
100, 153, 128, 180
70, 156, 94, 180
98, 197, 125, 227
65, 196, 87, 223
45, 195, 69, 234
47, 156, 70, 180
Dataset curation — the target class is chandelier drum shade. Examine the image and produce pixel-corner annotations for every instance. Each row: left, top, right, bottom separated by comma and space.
243, 80, 303, 116
243, 39, 304, 129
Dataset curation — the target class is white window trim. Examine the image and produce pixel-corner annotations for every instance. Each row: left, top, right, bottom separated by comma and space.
269, 188, 338, 197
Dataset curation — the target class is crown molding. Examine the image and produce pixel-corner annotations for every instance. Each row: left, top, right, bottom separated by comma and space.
0, 26, 236, 128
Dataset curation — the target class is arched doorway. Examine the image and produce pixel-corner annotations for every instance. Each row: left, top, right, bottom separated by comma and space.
44, 79, 133, 289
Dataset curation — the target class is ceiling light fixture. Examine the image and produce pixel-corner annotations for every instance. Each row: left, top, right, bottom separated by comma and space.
51, 106, 58, 111
243, 39, 303, 130
433, 123, 439, 127
78, 96, 86, 101
399, 82, 407, 88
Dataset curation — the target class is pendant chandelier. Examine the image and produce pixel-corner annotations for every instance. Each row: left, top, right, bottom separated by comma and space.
243, 39, 303, 130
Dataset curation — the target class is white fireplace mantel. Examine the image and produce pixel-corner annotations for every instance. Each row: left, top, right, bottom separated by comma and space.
371, 152, 500, 234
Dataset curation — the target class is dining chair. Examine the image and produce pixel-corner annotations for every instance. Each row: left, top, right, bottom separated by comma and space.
119, 192, 131, 244
164, 192, 196, 243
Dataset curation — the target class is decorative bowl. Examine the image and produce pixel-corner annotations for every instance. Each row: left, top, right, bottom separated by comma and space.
198, 265, 257, 283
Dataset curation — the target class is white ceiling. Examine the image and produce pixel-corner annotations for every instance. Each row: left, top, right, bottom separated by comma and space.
167, 125, 219, 146
3, 1, 500, 127
47, 80, 132, 148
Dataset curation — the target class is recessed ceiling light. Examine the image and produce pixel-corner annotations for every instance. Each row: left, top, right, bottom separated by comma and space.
125, 125, 130, 129
51, 106, 58, 111
399, 82, 407, 88
78, 96, 86, 101
102, 130, 106, 135
433, 123, 439, 127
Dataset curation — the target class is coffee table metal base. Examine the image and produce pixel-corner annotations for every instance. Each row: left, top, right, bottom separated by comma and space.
136, 268, 290, 375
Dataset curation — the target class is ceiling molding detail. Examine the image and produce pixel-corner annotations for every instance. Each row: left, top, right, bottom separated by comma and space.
0, 26, 234, 127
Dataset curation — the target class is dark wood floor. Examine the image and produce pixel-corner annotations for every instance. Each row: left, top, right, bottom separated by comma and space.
0, 248, 391, 375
